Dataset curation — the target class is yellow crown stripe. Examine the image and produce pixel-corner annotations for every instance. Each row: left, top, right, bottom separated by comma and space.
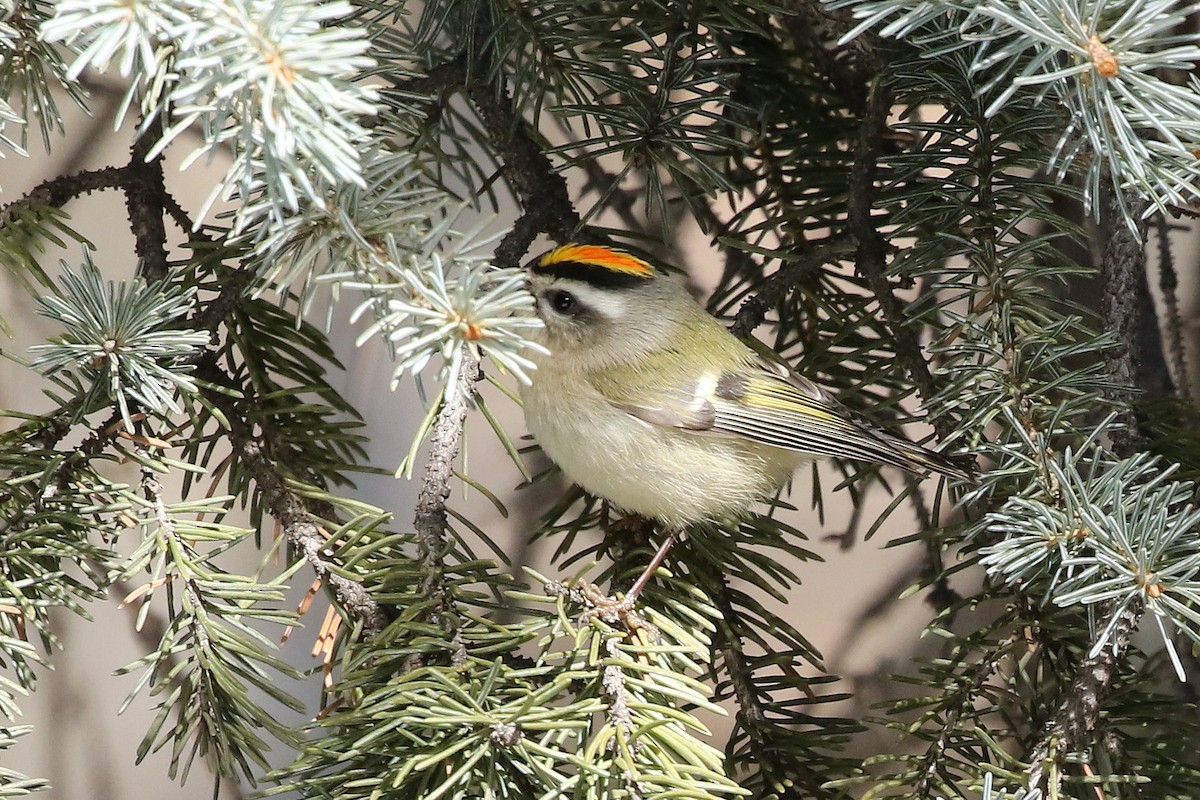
537, 244, 654, 278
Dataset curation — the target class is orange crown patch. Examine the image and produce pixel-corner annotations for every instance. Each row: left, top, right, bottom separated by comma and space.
537, 244, 654, 279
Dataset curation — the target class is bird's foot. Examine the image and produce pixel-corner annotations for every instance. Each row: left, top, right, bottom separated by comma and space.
564, 581, 657, 638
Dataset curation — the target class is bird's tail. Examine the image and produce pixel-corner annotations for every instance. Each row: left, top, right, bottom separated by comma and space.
872, 428, 975, 483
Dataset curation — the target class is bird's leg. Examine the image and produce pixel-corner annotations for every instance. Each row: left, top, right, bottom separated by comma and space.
622, 530, 677, 606
580, 529, 677, 626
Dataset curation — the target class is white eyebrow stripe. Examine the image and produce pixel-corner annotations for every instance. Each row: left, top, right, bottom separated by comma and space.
544, 280, 629, 321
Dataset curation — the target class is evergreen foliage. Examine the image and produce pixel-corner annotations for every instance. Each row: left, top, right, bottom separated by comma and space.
1, 0, 1200, 797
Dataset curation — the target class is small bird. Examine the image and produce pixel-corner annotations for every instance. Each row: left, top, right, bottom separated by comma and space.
520, 242, 969, 604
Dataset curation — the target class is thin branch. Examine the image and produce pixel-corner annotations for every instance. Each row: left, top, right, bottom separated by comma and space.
0, 165, 131, 229
730, 236, 855, 337
913, 632, 1020, 799
599, 636, 636, 752
774, 0, 879, 116
465, 5, 579, 265
195, 362, 388, 636
141, 467, 212, 658
161, 189, 211, 244
125, 117, 171, 283
1099, 192, 1152, 457
776, 0, 880, 70
577, 158, 642, 233
848, 84, 927, 396
191, 264, 257, 334
1155, 214, 1190, 401
410, 355, 480, 669
697, 559, 833, 799
1019, 196, 1159, 792
1026, 598, 1144, 795
1167, 203, 1200, 219
384, 54, 468, 99
847, 79, 958, 451
237, 435, 386, 634
48, 409, 126, 492
712, 607, 781, 779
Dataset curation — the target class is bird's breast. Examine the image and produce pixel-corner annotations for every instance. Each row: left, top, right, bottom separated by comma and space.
521, 363, 804, 527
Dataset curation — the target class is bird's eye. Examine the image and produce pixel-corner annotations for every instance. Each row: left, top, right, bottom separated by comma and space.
547, 289, 578, 314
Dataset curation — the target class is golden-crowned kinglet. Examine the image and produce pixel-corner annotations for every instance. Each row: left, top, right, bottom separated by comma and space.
521, 242, 970, 535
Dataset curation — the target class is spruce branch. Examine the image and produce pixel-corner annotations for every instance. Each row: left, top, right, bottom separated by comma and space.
235, 437, 386, 636
197, 368, 387, 636
848, 79, 951, 446
836, 0, 1200, 222
911, 630, 1022, 799
1, 0, 82, 151
0, 164, 130, 226
44, 0, 380, 232
1025, 597, 1144, 796
410, 354, 480, 669
0, 420, 115, 675
384, 53, 467, 103
1155, 215, 1190, 401
46, 408, 124, 492
702, 560, 840, 799
1099, 191, 1150, 457
353, 253, 544, 399
109, 568, 181, 685
16, 1, 1200, 795
598, 634, 637, 755
633, 515, 859, 798
159, 187, 208, 244
30, 259, 208, 430
577, 158, 643, 233
544, 568, 740, 799
0, 164, 140, 298
143, 466, 212, 651
124, 116, 170, 283
190, 265, 256, 334
730, 235, 855, 338
465, 5, 579, 265
120, 461, 302, 783
776, 0, 879, 110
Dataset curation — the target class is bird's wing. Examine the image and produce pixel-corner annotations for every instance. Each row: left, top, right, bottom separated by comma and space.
600, 373, 720, 432
707, 366, 936, 472
595, 346, 969, 480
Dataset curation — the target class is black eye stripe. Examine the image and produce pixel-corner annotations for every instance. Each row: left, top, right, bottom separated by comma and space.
533, 261, 651, 289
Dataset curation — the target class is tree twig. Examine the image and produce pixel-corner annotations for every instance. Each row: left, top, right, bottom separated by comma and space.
849, 85, 927, 391
190, 264, 257, 334
195, 362, 388, 637
125, 117, 171, 283
385, 54, 468, 99
912, 632, 1020, 799
846, 80, 961, 452
774, 0, 878, 114
730, 236, 854, 337
465, 5, 579, 265
1155, 214, 1191, 401
238, 432, 387, 634
160, 189, 211, 244
0, 165, 131, 229
1099, 193, 1152, 457
1026, 598, 1144, 795
410, 356, 480, 668
695, 558, 832, 798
